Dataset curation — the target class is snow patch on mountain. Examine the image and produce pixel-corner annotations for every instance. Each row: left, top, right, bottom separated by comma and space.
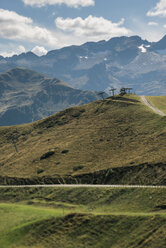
138, 44, 147, 53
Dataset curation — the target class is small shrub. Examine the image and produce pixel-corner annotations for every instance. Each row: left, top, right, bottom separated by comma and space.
61, 150, 69, 154
80, 109, 86, 113
72, 109, 85, 118
73, 165, 84, 172
37, 131, 43, 134
40, 151, 55, 160
56, 162, 60, 165
37, 169, 44, 174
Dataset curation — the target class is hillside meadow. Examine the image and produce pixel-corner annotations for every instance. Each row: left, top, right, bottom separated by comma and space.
0, 95, 166, 185
0, 187, 166, 248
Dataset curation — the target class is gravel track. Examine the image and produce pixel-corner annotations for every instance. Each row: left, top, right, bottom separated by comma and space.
141, 96, 166, 116
0, 184, 165, 189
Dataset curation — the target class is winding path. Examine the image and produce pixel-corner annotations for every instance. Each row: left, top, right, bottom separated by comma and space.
0, 184, 165, 189
141, 96, 166, 116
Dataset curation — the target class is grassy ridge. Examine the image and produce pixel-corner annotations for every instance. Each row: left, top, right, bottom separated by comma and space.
14, 214, 166, 248
0, 187, 166, 248
0, 187, 166, 213
0, 95, 166, 184
0, 203, 65, 248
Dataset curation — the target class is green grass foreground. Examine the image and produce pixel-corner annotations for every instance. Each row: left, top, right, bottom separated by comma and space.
0, 187, 166, 248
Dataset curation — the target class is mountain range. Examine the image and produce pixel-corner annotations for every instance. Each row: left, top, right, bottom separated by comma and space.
0, 68, 99, 126
1, 35, 166, 95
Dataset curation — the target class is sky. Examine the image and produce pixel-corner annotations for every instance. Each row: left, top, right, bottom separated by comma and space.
1, 0, 166, 57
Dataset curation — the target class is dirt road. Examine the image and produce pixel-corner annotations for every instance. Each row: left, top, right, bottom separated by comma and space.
0, 184, 165, 189
141, 96, 166, 116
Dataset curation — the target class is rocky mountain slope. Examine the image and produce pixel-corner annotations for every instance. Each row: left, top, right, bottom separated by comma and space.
0, 68, 99, 126
1, 35, 166, 95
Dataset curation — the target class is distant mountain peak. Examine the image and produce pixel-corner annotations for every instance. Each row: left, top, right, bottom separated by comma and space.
158, 34, 166, 42
0, 68, 99, 126
0, 67, 49, 86
6, 67, 43, 76
107, 35, 149, 46
151, 34, 166, 51
11, 51, 38, 61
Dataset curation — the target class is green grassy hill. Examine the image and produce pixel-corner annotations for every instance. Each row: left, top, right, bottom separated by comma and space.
0, 187, 166, 248
0, 95, 166, 185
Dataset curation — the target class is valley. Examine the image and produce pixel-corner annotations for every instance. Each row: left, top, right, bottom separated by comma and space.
1, 1, 166, 247
0, 41, 166, 248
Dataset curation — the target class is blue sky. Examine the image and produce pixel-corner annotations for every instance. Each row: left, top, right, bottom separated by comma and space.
0, 0, 166, 56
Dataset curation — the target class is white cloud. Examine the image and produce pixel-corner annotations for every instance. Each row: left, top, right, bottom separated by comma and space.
0, 45, 26, 57
22, 0, 95, 8
0, 8, 57, 47
18, 45, 26, 53
55, 15, 131, 40
31, 46, 48, 56
147, 0, 166, 17
148, 22, 158, 26
130, 17, 165, 42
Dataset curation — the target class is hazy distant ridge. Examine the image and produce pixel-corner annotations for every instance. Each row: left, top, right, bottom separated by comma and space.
0, 68, 99, 126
